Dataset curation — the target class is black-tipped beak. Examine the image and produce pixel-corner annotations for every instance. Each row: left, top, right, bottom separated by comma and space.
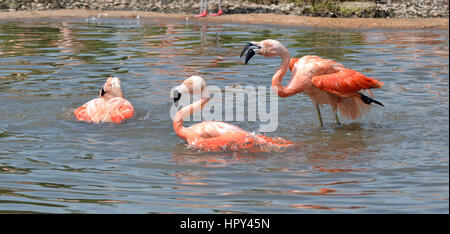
240, 42, 260, 65
245, 49, 256, 65
100, 88, 106, 96
240, 42, 253, 58
173, 90, 181, 103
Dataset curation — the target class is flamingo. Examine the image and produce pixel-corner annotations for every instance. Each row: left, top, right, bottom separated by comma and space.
195, 0, 223, 18
240, 39, 384, 127
74, 77, 134, 124
172, 75, 293, 152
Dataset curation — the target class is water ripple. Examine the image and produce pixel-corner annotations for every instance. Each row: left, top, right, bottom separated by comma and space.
0, 19, 447, 213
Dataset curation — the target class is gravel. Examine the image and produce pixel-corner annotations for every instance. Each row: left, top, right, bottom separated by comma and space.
0, 0, 448, 18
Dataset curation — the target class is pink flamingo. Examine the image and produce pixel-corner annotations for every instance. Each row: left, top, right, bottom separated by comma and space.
74, 77, 134, 124
195, 0, 223, 18
172, 76, 293, 152
241, 39, 384, 127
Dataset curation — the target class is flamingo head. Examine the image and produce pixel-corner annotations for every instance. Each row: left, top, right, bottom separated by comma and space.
100, 77, 124, 99
172, 76, 210, 103
240, 39, 288, 64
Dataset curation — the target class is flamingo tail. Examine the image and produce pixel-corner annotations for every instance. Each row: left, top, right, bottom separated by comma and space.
358, 92, 384, 106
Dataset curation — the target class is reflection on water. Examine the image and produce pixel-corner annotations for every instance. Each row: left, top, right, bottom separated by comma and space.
0, 18, 448, 213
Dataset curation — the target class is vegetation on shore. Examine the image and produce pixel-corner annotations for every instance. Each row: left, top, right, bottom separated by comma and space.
0, 0, 448, 18
246, 0, 448, 17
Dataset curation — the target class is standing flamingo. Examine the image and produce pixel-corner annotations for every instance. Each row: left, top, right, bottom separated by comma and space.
74, 77, 134, 124
240, 39, 384, 127
195, 0, 223, 18
172, 76, 293, 152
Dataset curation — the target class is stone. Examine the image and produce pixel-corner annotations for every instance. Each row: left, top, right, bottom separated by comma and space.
0, 0, 448, 18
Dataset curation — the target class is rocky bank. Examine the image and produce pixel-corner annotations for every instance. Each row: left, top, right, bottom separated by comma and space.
0, 0, 448, 18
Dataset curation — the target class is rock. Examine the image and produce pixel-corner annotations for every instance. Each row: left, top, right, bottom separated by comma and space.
0, 0, 448, 18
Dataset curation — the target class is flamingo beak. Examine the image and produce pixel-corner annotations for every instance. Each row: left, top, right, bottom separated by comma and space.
173, 90, 181, 103
240, 42, 261, 65
244, 49, 256, 65
100, 88, 106, 96
173, 83, 187, 104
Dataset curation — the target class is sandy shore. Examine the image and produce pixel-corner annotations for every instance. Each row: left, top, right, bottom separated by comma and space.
0, 10, 448, 30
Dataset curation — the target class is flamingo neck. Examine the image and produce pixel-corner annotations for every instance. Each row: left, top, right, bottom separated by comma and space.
173, 96, 211, 141
102, 90, 123, 100
271, 49, 291, 97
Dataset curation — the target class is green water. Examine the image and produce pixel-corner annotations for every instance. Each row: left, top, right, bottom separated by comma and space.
0, 17, 448, 213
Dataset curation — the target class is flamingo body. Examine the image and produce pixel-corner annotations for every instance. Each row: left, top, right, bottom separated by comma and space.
289, 55, 383, 119
173, 76, 293, 152
74, 77, 134, 124
291, 55, 383, 98
241, 40, 384, 125
74, 97, 134, 124
181, 121, 292, 152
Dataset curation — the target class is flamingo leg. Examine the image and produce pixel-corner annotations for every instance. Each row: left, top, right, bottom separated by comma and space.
210, 0, 223, 16
315, 103, 324, 128
195, 0, 208, 17
334, 112, 340, 125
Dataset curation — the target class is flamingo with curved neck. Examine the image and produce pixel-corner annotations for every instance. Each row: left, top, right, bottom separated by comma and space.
241, 39, 384, 127
172, 76, 293, 152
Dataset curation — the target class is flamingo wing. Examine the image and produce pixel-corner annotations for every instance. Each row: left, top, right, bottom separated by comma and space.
311, 68, 383, 97
188, 122, 246, 139
109, 99, 134, 124
74, 98, 134, 124
195, 131, 255, 151
289, 58, 299, 71
186, 122, 293, 152
74, 98, 108, 123
194, 131, 294, 152
74, 105, 92, 122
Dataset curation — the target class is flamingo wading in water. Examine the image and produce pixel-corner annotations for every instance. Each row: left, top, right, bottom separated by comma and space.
172, 76, 293, 152
241, 39, 384, 127
74, 77, 134, 124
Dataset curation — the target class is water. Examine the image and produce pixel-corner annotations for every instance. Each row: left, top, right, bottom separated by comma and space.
0, 17, 448, 213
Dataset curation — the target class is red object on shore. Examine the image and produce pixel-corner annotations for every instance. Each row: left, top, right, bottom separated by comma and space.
210, 9, 223, 16
195, 0, 223, 17
195, 11, 208, 18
